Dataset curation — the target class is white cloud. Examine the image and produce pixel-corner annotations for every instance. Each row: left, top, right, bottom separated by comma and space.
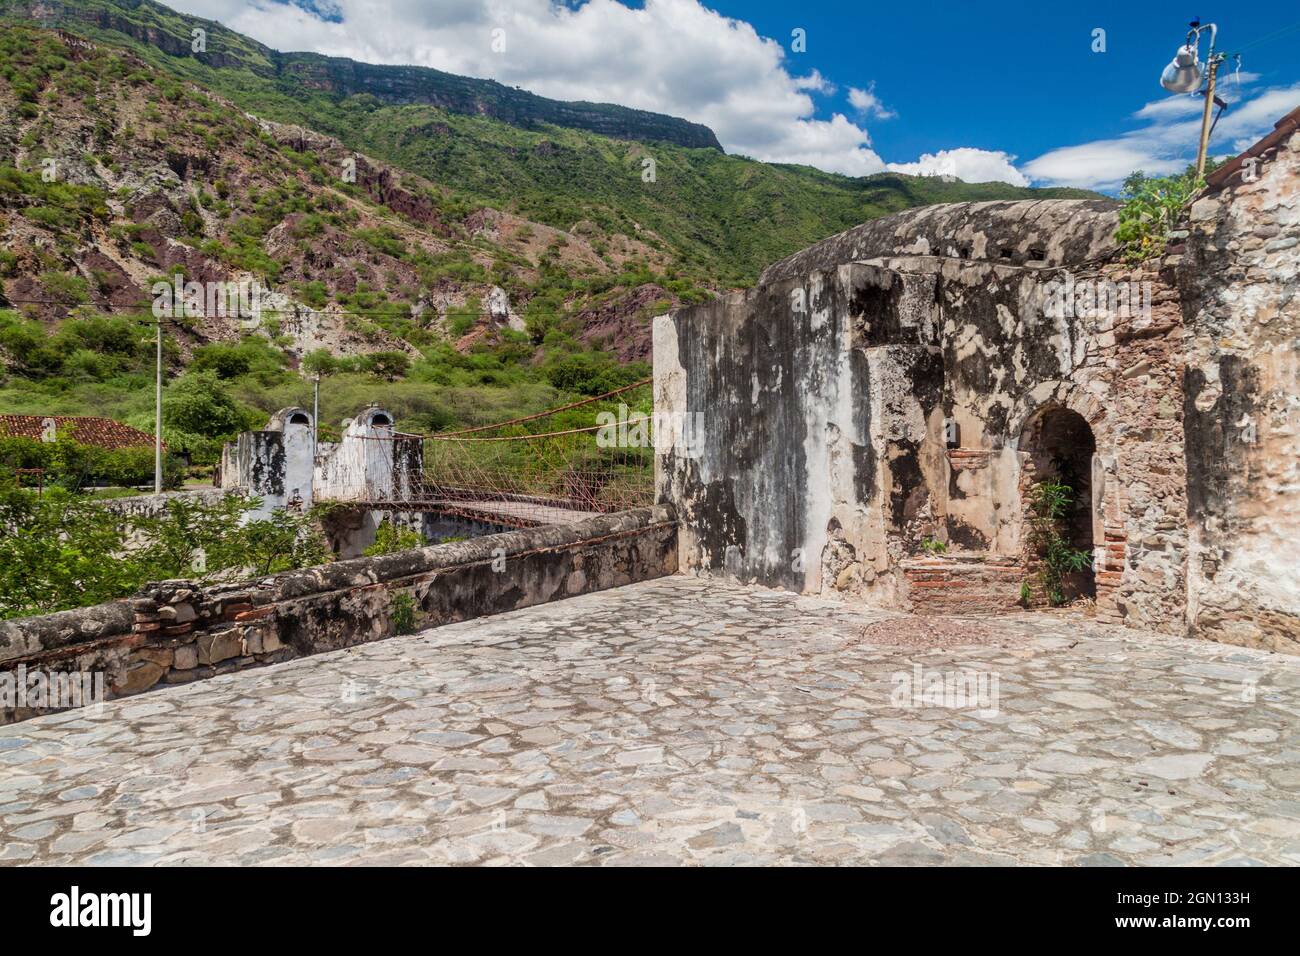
1022, 142, 1184, 191
847, 83, 895, 120
1133, 93, 1210, 121
167, 0, 899, 175
886, 148, 1029, 187
1025, 80, 1300, 191
162, 0, 1042, 182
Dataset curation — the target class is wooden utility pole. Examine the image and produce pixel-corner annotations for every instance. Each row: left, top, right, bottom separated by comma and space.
154, 317, 163, 494
1196, 57, 1219, 178
313, 373, 321, 455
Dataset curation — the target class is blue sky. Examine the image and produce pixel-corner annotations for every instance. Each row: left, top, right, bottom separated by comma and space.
710, 0, 1300, 186
171, 0, 1300, 190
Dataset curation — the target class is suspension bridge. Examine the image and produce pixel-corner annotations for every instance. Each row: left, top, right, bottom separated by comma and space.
330, 378, 657, 531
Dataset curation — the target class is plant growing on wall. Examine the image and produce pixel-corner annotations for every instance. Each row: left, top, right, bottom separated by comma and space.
390, 592, 417, 635
1114, 160, 1221, 263
364, 519, 424, 556
1024, 477, 1093, 606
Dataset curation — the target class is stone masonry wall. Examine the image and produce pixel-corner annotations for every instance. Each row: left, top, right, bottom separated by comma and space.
1177, 114, 1300, 652
0, 507, 677, 723
97, 487, 229, 520
656, 200, 1189, 634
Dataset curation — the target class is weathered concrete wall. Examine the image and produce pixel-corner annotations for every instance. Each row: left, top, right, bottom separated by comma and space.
222, 405, 422, 520
1178, 117, 1300, 652
655, 272, 867, 594
657, 199, 1190, 633
221, 406, 314, 517
0, 506, 676, 723
313, 406, 420, 504
98, 486, 229, 519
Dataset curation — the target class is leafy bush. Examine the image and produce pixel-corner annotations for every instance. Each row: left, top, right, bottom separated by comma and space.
355, 226, 407, 258
0, 436, 183, 490
544, 352, 647, 396
1115, 163, 1217, 262
389, 591, 417, 635
920, 536, 947, 555
190, 338, 286, 382
0, 486, 332, 619
445, 296, 481, 338
1024, 478, 1093, 606
353, 351, 411, 381
364, 519, 424, 556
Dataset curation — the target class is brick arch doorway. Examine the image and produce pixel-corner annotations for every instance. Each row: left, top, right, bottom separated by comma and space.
1018, 405, 1098, 601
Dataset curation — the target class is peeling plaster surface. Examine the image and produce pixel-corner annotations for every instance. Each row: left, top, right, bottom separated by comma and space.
1179, 128, 1300, 652
657, 198, 1201, 642
224, 406, 421, 510
661, 154, 1300, 652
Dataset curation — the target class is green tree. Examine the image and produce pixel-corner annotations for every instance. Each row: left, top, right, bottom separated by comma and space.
1115, 160, 1221, 262
0, 485, 142, 617
160, 369, 261, 463
239, 507, 331, 576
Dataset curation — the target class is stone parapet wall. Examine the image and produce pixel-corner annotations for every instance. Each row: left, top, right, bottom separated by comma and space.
96, 486, 229, 519
0, 506, 677, 723
0, 601, 135, 663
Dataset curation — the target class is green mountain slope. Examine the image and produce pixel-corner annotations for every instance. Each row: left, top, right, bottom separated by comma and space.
0, 23, 675, 447
0, 0, 1098, 286
1, 0, 721, 149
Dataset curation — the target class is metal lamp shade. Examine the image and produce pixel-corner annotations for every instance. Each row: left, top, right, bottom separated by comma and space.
1161, 44, 1202, 93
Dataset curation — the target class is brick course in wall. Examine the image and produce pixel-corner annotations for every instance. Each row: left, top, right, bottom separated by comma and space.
901, 554, 1023, 614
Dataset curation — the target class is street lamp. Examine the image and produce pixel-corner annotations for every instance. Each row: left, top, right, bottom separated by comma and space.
1160, 20, 1227, 179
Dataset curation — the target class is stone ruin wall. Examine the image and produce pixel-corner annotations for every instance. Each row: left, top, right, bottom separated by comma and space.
1178, 118, 1300, 652
656, 177, 1298, 650
220, 404, 427, 555
933, 257, 1189, 632
655, 236, 1189, 634
0, 507, 677, 723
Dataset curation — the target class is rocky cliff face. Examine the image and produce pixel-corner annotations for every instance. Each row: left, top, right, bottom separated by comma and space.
274, 54, 723, 150
0, 24, 682, 381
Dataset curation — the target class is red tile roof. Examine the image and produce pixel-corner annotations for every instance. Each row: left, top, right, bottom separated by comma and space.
0, 416, 160, 450
1205, 104, 1300, 191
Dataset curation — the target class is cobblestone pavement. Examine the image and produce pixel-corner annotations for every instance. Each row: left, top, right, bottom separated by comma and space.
3, 577, 1299, 866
